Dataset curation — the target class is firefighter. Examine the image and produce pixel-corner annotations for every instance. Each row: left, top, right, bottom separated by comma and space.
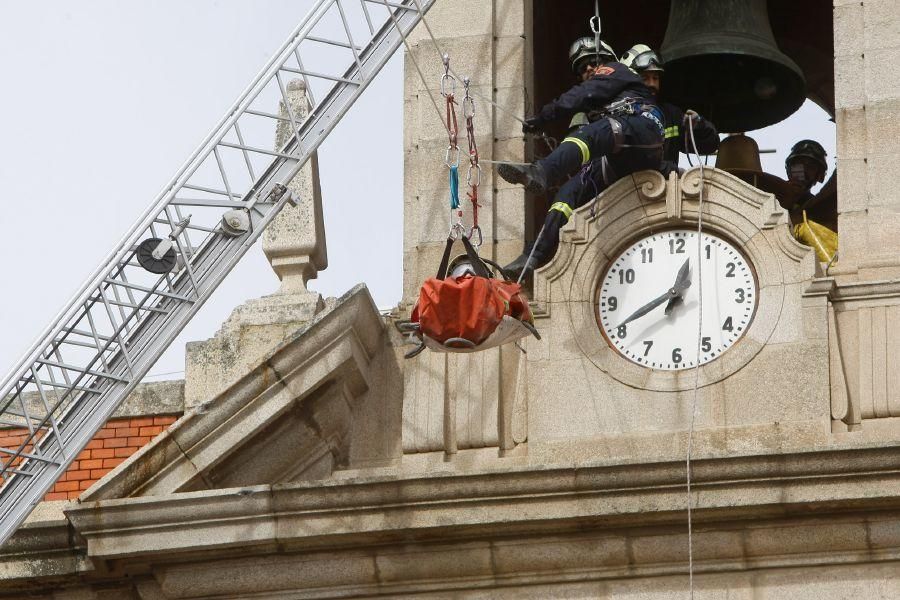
500, 36, 664, 280
618, 44, 719, 176
782, 139, 837, 231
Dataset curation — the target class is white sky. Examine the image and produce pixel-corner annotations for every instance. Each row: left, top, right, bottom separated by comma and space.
0, 2, 834, 382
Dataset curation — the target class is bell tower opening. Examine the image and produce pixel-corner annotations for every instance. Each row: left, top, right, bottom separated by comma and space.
526, 0, 835, 242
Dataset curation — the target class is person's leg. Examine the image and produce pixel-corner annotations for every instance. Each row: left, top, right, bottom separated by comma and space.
497, 119, 617, 193
501, 162, 607, 280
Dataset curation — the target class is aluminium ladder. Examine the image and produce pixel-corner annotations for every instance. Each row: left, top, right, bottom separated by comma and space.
0, 0, 435, 547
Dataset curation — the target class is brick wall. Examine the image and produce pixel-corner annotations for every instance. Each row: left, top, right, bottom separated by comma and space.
0, 415, 180, 502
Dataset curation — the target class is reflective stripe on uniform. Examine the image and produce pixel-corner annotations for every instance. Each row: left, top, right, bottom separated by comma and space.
664, 125, 679, 139
562, 136, 591, 164
549, 201, 573, 219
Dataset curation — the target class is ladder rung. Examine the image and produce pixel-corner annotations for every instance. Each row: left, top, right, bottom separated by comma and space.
170, 198, 248, 209
305, 34, 363, 51
67, 328, 113, 343
102, 279, 193, 302
36, 380, 102, 395
218, 141, 300, 161
52, 337, 101, 350
33, 359, 130, 383
181, 183, 242, 198
88, 295, 170, 315
0, 446, 61, 466
280, 65, 360, 85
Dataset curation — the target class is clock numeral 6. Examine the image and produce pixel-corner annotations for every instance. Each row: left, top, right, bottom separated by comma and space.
618, 269, 635, 285
672, 348, 682, 363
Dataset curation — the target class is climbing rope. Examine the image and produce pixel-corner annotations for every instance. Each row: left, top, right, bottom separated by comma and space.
685, 113, 705, 600
463, 77, 483, 247
442, 55, 465, 234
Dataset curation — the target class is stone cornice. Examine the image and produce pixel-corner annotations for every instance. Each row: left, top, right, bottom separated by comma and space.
65, 442, 900, 564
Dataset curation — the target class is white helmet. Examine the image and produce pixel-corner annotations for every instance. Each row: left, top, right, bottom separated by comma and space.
620, 44, 664, 74
569, 36, 617, 75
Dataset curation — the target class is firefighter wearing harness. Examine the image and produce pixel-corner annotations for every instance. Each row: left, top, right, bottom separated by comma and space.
618, 44, 720, 177
500, 36, 664, 280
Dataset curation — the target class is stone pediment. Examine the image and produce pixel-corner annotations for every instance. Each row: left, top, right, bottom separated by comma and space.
80, 284, 385, 502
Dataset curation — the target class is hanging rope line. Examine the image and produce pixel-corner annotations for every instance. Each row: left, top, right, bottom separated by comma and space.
591, 0, 602, 58
442, 55, 465, 235
410, 0, 530, 128
463, 77, 483, 247
379, 0, 450, 136
685, 114, 706, 600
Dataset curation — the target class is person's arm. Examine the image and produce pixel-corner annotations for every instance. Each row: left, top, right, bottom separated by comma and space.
681, 111, 719, 155
532, 66, 628, 126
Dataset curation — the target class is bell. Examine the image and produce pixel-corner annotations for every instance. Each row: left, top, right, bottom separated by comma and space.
715, 134, 796, 200
660, 0, 806, 132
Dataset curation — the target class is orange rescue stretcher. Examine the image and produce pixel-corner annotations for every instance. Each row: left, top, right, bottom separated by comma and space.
401, 235, 540, 358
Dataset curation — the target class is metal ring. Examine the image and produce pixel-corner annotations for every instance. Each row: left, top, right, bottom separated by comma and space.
469, 225, 483, 248
445, 145, 460, 168
441, 73, 456, 98
466, 163, 482, 187
462, 96, 476, 119
589, 15, 601, 34
448, 221, 466, 240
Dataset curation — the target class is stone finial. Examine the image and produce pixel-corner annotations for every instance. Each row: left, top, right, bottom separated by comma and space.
183, 80, 329, 409
263, 79, 327, 294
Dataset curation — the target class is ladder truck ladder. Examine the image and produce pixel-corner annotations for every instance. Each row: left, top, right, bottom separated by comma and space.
0, 0, 435, 547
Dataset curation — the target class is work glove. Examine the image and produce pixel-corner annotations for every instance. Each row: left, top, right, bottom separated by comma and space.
522, 116, 542, 134
682, 109, 702, 125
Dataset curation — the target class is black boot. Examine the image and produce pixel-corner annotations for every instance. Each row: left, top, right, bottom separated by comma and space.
502, 251, 545, 282
497, 162, 549, 194
502, 210, 568, 281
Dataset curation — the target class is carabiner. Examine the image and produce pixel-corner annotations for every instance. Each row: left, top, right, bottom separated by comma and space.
466, 163, 483, 187
445, 145, 460, 168
441, 73, 456, 98
469, 225, 483, 249
448, 221, 466, 240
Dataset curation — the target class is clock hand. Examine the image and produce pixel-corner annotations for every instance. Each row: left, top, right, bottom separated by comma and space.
665, 258, 692, 315
618, 288, 678, 328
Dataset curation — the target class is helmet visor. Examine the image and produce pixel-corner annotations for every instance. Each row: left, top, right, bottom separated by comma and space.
632, 50, 663, 72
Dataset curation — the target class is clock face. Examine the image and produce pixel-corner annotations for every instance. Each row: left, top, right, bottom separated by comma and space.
597, 229, 758, 370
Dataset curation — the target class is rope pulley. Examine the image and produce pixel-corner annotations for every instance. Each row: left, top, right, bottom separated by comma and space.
136, 216, 190, 274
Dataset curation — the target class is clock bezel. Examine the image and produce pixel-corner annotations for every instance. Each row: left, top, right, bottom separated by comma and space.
593, 227, 761, 372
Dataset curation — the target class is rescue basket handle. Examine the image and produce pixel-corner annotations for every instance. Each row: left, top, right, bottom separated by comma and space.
436, 235, 492, 280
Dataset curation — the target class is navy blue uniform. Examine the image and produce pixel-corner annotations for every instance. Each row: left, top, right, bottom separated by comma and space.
520, 63, 663, 267
530, 61, 663, 184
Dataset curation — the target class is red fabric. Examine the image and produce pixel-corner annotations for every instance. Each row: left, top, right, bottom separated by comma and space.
412, 275, 533, 345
